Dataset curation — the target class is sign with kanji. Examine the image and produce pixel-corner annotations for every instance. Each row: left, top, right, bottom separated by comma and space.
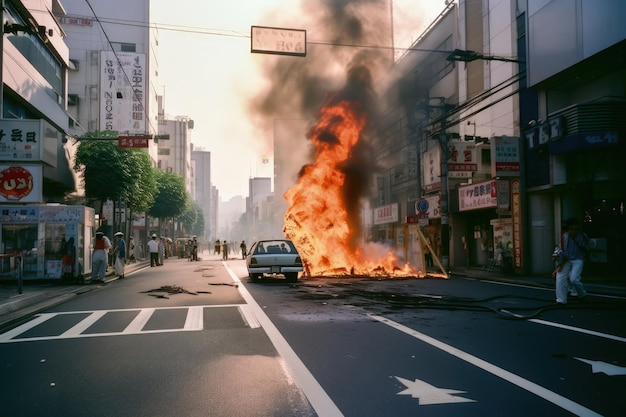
118, 135, 150, 148
251, 26, 306, 57
0, 119, 43, 162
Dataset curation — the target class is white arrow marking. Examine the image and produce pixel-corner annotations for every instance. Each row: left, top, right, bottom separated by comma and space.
574, 358, 626, 376
395, 376, 476, 405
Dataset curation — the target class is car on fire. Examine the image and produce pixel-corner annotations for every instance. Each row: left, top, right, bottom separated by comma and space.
246, 239, 303, 282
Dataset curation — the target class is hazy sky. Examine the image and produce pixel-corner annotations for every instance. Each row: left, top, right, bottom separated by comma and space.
150, 0, 447, 201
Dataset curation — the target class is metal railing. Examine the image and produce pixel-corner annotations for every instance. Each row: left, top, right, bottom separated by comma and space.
0, 252, 25, 294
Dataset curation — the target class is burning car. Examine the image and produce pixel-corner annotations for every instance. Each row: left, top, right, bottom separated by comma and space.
246, 239, 303, 282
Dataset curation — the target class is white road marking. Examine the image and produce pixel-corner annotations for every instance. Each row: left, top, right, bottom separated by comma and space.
124, 308, 154, 333
395, 376, 476, 405
61, 310, 107, 338
238, 304, 261, 329
370, 314, 603, 417
226, 263, 344, 417
529, 318, 626, 343
184, 306, 204, 330
574, 358, 626, 376
0, 304, 246, 343
0, 313, 55, 342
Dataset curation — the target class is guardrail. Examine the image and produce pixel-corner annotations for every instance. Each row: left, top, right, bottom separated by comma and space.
0, 252, 24, 294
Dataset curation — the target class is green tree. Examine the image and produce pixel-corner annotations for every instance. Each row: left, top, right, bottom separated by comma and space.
74, 133, 157, 236
180, 200, 205, 237
148, 169, 189, 234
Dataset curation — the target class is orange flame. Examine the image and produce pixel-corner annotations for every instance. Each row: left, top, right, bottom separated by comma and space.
283, 98, 419, 277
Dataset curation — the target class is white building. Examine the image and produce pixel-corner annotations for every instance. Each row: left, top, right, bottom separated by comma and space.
157, 116, 194, 195
60, 0, 159, 163
1, 0, 74, 200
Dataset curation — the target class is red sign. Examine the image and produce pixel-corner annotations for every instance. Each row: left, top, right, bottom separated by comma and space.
118, 135, 150, 148
0, 166, 33, 200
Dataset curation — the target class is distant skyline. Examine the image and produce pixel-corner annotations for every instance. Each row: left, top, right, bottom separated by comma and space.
151, 0, 447, 201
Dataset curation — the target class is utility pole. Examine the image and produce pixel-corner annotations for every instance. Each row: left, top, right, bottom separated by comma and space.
438, 110, 450, 271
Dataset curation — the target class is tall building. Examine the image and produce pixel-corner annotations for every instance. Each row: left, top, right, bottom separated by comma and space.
191, 147, 211, 239
61, 0, 159, 163
157, 116, 194, 195
247, 177, 272, 240
1, 0, 74, 201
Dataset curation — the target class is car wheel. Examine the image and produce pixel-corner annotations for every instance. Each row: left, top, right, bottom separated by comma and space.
250, 273, 260, 281
285, 272, 298, 283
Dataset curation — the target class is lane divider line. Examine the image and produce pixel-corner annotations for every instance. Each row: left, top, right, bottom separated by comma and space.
369, 314, 602, 417
529, 318, 626, 343
225, 263, 344, 417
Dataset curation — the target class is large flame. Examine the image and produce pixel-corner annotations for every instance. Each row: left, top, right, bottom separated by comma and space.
283, 97, 416, 277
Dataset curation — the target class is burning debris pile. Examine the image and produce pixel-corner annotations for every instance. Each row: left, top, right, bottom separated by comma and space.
250, 0, 423, 278
283, 65, 418, 278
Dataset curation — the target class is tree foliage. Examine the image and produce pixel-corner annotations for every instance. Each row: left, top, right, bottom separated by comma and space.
148, 169, 189, 220
73, 134, 157, 214
180, 200, 205, 237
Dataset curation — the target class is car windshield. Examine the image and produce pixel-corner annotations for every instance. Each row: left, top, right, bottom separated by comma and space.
253, 240, 296, 254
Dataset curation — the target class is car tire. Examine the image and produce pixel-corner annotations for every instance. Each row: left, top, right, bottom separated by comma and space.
250, 273, 261, 281
286, 272, 298, 283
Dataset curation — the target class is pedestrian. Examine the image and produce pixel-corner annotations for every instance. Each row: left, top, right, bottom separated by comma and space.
113, 231, 126, 279
240, 240, 247, 259
555, 218, 590, 304
148, 234, 159, 267
215, 239, 221, 255
158, 237, 165, 266
128, 236, 135, 263
62, 236, 76, 281
192, 236, 198, 261
92, 231, 111, 283
222, 241, 228, 260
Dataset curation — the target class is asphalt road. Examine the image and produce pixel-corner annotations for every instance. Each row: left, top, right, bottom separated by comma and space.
1, 257, 625, 417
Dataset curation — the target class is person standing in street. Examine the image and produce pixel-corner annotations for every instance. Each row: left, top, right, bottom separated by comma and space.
113, 231, 126, 279
92, 231, 111, 283
148, 234, 159, 267
555, 218, 590, 304
240, 240, 247, 259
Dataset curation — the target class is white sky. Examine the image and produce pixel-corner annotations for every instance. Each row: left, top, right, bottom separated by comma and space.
150, 0, 447, 201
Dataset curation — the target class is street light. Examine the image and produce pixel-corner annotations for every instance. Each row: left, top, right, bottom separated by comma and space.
447, 49, 524, 64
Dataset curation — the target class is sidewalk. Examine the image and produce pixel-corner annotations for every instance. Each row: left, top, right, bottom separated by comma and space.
0, 259, 150, 327
1, 259, 624, 328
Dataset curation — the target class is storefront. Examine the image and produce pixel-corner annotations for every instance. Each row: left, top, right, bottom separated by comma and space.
0, 205, 95, 280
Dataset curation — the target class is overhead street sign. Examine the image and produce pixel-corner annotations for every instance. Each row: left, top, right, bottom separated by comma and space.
251, 26, 306, 57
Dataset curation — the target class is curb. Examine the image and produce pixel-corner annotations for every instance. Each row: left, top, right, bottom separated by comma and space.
0, 261, 150, 328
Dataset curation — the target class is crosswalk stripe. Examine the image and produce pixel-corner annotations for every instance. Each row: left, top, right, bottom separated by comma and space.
124, 308, 154, 333
184, 306, 204, 330
0, 304, 250, 343
60, 310, 108, 338
0, 313, 56, 342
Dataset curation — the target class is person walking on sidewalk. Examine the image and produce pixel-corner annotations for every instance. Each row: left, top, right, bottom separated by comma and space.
113, 231, 126, 279
148, 234, 159, 267
92, 231, 111, 283
555, 218, 590, 304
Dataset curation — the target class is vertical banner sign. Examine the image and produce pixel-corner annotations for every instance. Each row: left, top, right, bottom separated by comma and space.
511, 178, 522, 268
100, 52, 146, 133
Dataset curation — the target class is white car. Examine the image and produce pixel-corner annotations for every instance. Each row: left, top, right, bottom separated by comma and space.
246, 239, 303, 282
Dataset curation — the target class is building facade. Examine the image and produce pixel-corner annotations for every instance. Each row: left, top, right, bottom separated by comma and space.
191, 147, 211, 239
521, 0, 625, 276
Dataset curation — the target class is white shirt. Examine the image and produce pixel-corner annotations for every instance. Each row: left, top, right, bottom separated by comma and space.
147, 239, 159, 253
